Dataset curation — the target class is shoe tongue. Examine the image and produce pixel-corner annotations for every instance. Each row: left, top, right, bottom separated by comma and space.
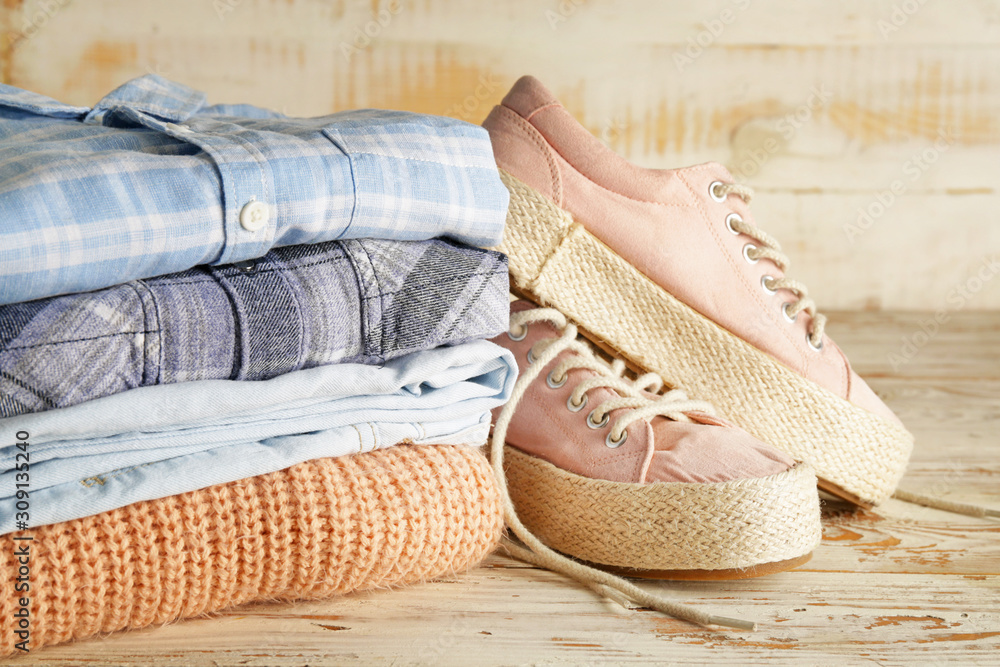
501, 75, 561, 119
510, 299, 539, 315
648, 410, 730, 430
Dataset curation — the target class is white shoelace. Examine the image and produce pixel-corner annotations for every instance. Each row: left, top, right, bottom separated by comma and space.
491, 307, 757, 632
892, 489, 1000, 518
712, 183, 997, 519
711, 181, 827, 348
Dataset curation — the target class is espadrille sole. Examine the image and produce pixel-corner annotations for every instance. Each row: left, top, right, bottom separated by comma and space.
503, 445, 821, 576
597, 553, 813, 581
497, 169, 914, 507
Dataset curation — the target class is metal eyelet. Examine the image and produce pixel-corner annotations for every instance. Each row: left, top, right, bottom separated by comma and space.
742, 243, 759, 264
605, 430, 628, 448
725, 212, 742, 235
782, 302, 798, 324
761, 275, 777, 295
507, 324, 528, 342
546, 370, 567, 389
709, 180, 727, 203
526, 348, 537, 365
566, 393, 588, 413
806, 333, 824, 352
586, 410, 610, 429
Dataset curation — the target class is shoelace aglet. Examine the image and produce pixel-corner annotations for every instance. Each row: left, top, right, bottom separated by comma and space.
708, 615, 758, 632
590, 583, 634, 609
986, 508, 1000, 518
591, 583, 758, 631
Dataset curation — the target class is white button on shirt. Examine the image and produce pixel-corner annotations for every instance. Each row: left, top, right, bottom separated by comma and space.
240, 200, 269, 232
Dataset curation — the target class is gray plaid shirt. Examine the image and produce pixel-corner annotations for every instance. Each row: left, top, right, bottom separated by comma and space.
0, 238, 508, 417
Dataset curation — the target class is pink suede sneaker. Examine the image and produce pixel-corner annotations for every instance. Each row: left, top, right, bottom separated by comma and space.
485, 76, 914, 508
490, 301, 821, 581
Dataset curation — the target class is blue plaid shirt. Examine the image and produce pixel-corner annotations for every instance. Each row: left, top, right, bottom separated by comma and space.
0, 75, 509, 305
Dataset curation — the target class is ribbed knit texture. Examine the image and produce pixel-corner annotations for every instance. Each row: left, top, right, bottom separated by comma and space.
0, 444, 502, 656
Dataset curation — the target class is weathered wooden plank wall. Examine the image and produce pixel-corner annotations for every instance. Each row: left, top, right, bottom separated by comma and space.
2, 0, 998, 310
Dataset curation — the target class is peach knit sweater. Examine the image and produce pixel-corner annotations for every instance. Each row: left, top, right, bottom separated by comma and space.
0, 444, 502, 656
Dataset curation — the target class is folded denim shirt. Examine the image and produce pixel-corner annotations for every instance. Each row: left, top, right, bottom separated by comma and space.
0, 74, 509, 305
0, 339, 516, 534
0, 237, 508, 417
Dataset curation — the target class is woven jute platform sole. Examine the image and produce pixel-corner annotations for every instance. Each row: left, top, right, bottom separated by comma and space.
503, 445, 821, 575
496, 169, 914, 507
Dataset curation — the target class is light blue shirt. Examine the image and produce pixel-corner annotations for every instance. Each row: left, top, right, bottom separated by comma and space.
0, 74, 509, 305
0, 339, 516, 534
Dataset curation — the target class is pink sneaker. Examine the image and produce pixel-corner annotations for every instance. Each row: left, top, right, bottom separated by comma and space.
485, 76, 913, 508
491, 301, 821, 581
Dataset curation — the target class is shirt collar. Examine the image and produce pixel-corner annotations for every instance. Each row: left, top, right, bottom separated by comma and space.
84, 74, 207, 124
0, 83, 90, 118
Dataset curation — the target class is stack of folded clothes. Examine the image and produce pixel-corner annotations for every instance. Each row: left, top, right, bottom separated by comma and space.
0, 75, 516, 655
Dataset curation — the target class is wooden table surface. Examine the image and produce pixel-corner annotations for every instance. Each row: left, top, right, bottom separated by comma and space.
8, 311, 999, 666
